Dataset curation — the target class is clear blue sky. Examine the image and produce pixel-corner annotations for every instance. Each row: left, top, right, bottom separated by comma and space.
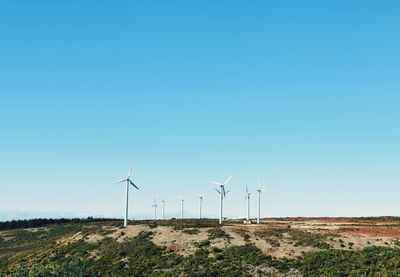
1, 1, 399, 220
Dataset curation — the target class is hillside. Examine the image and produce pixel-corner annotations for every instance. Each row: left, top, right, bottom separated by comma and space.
1, 218, 400, 276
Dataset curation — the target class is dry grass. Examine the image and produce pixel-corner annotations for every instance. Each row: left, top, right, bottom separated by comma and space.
39, 219, 400, 260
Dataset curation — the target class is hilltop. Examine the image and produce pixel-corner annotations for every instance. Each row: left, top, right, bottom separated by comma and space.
1, 217, 400, 276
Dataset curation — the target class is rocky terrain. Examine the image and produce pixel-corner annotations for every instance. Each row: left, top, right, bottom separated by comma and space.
1, 217, 400, 276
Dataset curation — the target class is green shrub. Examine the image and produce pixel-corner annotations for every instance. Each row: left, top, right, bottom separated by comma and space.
289, 230, 331, 249
294, 246, 400, 276
208, 228, 231, 241
182, 228, 200, 235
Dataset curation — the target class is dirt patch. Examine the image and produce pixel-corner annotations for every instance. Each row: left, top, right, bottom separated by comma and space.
250, 233, 316, 259
88, 249, 101, 260
339, 226, 400, 238
85, 233, 104, 244
57, 232, 84, 246
262, 217, 400, 224
223, 227, 246, 247
151, 226, 209, 256
226, 225, 318, 259
106, 225, 149, 242
328, 235, 395, 250
1, 235, 13, 242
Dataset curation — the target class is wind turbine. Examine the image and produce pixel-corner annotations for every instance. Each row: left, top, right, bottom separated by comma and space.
113, 164, 140, 227
151, 199, 158, 220
161, 199, 166, 220
257, 180, 265, 224
244, 185, 251, 221
212, 176, 232, 224
199, 195, 204, 219
179, 197, 184, 220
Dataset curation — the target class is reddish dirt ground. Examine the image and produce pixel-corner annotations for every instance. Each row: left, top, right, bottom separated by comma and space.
229, 219, 400, 239
263, 217, 399, 224
339, 226, 400, 238
264, 217, 354, 223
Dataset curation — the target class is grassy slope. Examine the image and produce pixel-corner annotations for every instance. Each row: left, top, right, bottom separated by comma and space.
0, 220, 400, 276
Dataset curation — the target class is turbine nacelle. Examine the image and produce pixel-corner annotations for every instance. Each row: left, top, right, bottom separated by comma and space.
257, 180, 265, 193
113, 178, 139, 190
212, 175, 232, 198
113, 165, 139, 190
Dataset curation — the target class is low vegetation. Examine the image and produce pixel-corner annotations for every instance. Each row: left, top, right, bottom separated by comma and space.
289, 230, 332, 249
293, 246, 400, 276
1, 219, 400, 276
182, 228, 200, 235
255, 227, 334, 249
208, 228, 231, 241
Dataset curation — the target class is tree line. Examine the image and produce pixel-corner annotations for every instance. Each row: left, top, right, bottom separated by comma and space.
0, 217, 120, 230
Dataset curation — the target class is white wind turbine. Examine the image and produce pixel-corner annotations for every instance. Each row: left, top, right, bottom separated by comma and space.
161, 199, 166, 220
113, 164, 140, 227
179, 197, 184, 220
151, 199, 158, 220
212, 176, 232, 224
199, 195, 204, 219
257, 180, 265, 224
244, 185, 251, 221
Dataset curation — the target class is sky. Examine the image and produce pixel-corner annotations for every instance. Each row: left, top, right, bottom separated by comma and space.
0, 1, 399, 221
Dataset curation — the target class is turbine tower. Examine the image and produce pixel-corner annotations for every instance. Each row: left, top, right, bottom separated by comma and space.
113, 164, 140, 227
152, 199, 158, 220
212, 176, 232, 224
199, 195, 204, 219
161, 199, 166, 220
180, 198, 184, 220
244, 185, 251, 221
257, 180, 265, 224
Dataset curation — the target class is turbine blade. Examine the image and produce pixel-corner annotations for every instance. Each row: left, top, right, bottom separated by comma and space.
212, 181, 222, 186
246, 184, 248, 195
129, 180, 139, 190
215, 188, 221, 194
224, 176, 232, 185
113, 179, 127, 185
128, 163, 133, 178
222, 186, 226, 197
